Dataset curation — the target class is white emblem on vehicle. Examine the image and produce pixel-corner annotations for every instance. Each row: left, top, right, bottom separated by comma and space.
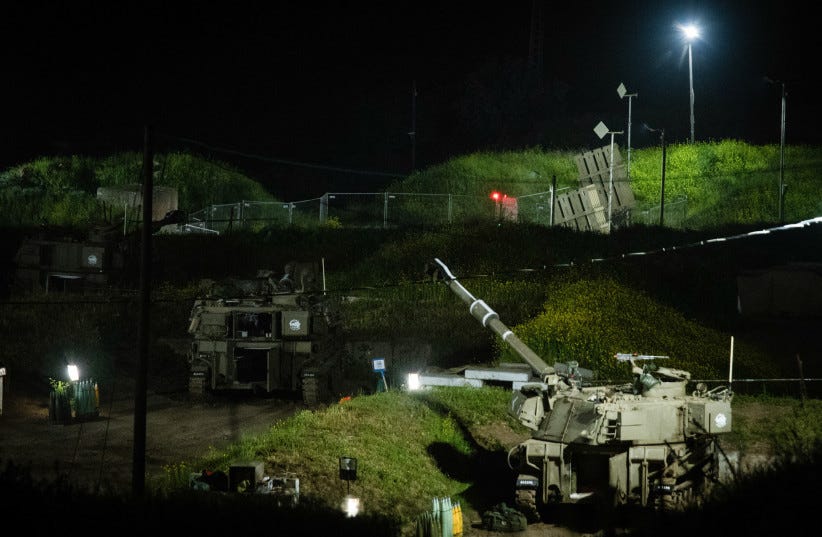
289, 319, 301, 331
87, 254, 98, 266
714, 413, 727, 428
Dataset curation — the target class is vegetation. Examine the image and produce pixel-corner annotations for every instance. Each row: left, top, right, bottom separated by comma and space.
0, 151, 277, 227
387, 141, 822, 228
1, 141, 820, 230
152, 389, 510, 524
497, 273, 778, 382
1, 142, 821, 535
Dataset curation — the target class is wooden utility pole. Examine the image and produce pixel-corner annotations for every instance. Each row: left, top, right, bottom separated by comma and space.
133, 125, 153, 495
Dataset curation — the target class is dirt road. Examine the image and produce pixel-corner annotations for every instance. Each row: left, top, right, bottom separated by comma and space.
1, 380, 601, 536
0, 381, 303, 493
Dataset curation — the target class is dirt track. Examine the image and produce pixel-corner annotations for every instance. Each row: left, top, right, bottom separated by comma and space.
2, 375, 776, 537
1, 380, 602, 536
0, 381, 303, 493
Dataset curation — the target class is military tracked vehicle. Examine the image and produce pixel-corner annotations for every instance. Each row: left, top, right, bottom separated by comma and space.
430, 258, 733, 521
187, 261, 346, 404
12, 210, 186, 294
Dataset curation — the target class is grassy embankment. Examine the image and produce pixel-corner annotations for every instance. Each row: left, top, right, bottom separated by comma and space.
1, 141, 821, 534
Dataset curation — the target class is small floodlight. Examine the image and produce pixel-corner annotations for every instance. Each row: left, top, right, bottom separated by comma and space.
407, 372, 421, 391
344, 496, 360, 517
67, 364, 80, 382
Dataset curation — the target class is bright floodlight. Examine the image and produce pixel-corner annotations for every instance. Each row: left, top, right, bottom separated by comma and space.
67, 364, 79, 381
344, 496, 360, 517
407, 372, 421, 391
680, 24, 700, 41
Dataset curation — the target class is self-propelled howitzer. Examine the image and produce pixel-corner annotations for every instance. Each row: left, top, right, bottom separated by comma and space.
431, 258, 733, 522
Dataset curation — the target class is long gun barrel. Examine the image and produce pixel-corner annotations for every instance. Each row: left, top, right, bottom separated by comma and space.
432, 258, 555, 380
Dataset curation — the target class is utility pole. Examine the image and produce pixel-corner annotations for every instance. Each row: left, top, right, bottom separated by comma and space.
133, 125, 153, 496
657, 129, 667, 226
778, 81, 787, 223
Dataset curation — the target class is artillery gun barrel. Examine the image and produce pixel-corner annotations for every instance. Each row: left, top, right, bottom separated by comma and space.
433, 258, 554, 379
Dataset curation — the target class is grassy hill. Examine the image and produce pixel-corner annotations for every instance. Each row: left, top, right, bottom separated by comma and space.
1, 140, 820, 229
1, 141, 820, 392
1, 143, 821, 536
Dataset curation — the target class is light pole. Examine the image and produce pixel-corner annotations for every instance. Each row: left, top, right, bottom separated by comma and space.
679, 24, 700, 144
643, 123, 667, 226
766, 77, 787, 222
594, 121, 624, 232
617, 83, 637, 178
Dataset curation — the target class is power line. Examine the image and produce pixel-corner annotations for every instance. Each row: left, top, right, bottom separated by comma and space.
157, 132, 407, 179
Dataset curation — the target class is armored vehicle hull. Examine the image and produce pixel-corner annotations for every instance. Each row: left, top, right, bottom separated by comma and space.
188, 262, 345, 404
508, 380, 731, 519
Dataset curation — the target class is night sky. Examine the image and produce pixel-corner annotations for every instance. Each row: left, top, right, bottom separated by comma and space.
2, 1, 818, 197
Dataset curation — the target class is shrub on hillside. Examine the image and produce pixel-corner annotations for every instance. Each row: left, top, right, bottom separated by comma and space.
494, 274, 778, 381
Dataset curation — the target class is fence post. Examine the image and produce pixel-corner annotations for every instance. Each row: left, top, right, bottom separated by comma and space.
384, 192, 389, 229
797, 354, 807, 406
320, 194, 328, 224
448, 194, 453, 224
550, 176, 556, 226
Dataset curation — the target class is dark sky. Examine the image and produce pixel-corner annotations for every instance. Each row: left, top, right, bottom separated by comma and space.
2, 1, 817, 197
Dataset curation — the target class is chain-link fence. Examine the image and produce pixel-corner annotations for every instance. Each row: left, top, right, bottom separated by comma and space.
629, 196, 689, 227
186, 190, 692, 234
189, 192, 505, 233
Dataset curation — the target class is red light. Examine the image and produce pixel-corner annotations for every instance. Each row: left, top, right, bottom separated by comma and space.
490, 191, 501, 201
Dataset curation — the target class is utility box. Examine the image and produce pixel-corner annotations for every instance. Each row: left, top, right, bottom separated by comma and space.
229, 462, 264, 492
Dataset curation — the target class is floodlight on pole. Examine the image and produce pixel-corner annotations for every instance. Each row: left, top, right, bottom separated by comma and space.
679, 24, 700, 143
617, 83, 638, 179
593, 121, 624, 232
